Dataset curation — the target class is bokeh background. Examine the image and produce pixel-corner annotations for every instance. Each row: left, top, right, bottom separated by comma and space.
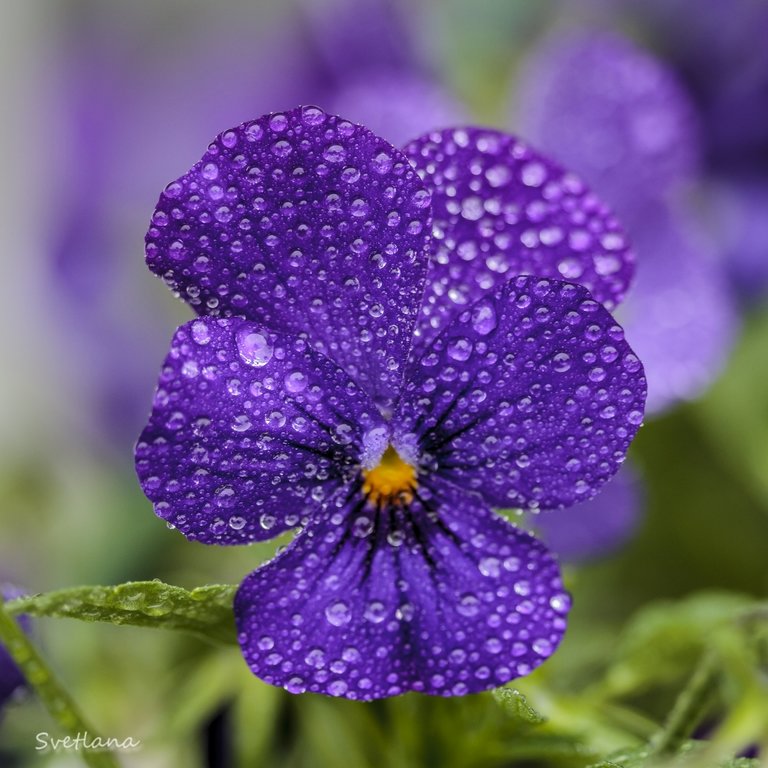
1, 0, 767, 765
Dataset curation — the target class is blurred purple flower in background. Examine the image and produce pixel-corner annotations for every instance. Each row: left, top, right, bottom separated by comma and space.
517, 30, 702, 208
48, 0, 462, 454
329, 74, 465, 148
619, 0, 768, 176
708, 180, 768, 298
0, 585, 27, 709
516, 30, 737, 416
571, 0, 768, 301
513, 29, 740, 559
299, 0, 466, 144
135, 107, 646, 698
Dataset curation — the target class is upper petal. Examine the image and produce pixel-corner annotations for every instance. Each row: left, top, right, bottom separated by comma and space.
145, 106, 432, 409
393, 275, 647, 510
135, 317, 387, 544
235, 476, 568, 700
404, 126, 634, 355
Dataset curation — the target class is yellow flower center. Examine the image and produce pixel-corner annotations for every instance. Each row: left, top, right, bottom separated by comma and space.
362, 446, 417, 507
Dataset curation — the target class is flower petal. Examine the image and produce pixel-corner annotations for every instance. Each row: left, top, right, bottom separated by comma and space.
515, 30, 701, 207
530, 465, 642, 562
393, 275, 647, 510
145, 106, 432, 409
404, 126, 634, 354
135, 317, 387, 544
235, 477, 567, 700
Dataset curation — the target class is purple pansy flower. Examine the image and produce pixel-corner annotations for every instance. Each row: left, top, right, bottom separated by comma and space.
0, 586, 27, 708
136, 107, 646, 700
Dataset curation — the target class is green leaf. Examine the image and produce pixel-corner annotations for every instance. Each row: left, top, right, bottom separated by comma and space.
492, 686, 546, 725
603, 592, 755, 697
4, 581, 238, 645
721, 762, 762, 768
162, 649, 245, 737
589, 745, 762, 768
648, 651, 718, 757
587, 746, 649, 768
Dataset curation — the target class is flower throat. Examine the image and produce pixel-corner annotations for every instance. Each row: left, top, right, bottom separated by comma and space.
362, 446, 417, 507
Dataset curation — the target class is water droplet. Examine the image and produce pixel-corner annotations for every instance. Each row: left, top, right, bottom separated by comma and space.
457, 593, 480, 617
447, 336, 473, 361
236, 325, 273, 367
284, 370, 308, 393
471, 300, 498, 336
325, 601, 351, 627
364, 601, 386, 623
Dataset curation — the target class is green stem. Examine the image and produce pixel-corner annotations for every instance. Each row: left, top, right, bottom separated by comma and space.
0, 596, 120, 768
649, 651, 719, 757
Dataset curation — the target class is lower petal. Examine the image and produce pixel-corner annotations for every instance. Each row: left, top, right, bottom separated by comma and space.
235, 478, 568, 700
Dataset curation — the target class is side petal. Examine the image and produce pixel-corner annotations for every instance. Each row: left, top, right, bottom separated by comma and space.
235, 477, 568, 700
404, 126, 634, 354
145, 106, 432, 409
394, 275, 647, 510
135, 317, 388, 544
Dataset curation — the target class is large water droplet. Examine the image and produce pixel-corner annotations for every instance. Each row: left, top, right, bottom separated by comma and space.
236, 325, 273, 367
325, 601, 351, 627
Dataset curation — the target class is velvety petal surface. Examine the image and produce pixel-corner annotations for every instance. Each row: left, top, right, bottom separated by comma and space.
235, 477, 568, 700
145, 106, 432, 409
135, 317, 388, 544
619, 202, 737, 415
1, 585, 26, 706
515, 30, 701, 208
394, 276, 647, 510
529, 465, 641, 562
404, 127, 633, 354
